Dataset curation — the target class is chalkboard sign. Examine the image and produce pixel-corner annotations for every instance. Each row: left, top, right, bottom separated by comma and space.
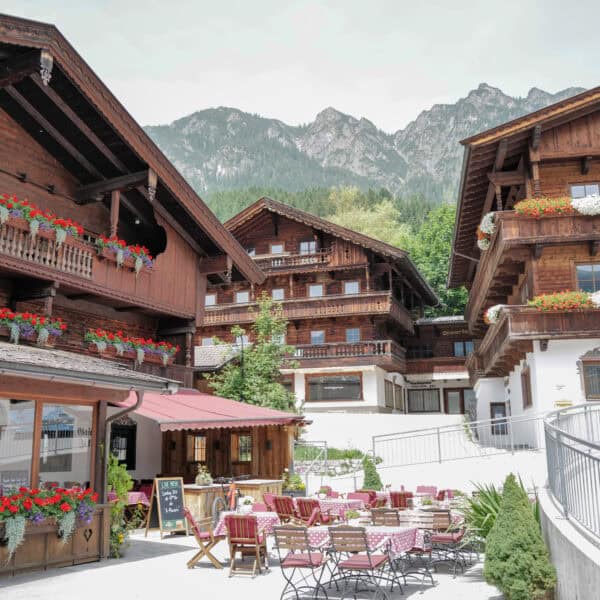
144, 477, 187, 538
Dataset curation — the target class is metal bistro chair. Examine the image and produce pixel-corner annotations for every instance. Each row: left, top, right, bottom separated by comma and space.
328, 525, 403, 599
273, 495, 303, 524
297, 497, 338, 526
183, 508, 225, 569
273, 525, 329, 600
430, 525, 467, 577
370, 508, 400, 527
223, 514, 269, 577
396, 511, 435, 587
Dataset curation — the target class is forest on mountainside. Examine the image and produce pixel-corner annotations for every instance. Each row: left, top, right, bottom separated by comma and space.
205, 186, 467, 316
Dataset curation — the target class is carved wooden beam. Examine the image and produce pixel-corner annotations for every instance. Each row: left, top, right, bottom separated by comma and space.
0, 49, 52, 88
75, 170, 149, 204
487, 168, 526, 187
531, 124, 542, 151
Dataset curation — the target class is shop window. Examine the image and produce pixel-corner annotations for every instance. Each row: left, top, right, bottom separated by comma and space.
583, 362, 600, 399
205, 293, 216, 307
407, 389, 440, 413
270, 243, 284, 255
272, 288, 285, 301
490, 403, 508, 435
521, 365, 533, 409
576, 264, 600, 293
571, 183, 600, 199
39, 404, 93, 489
344, 281, 360, 295
186, 434, 207, 463
299, 240, 317, 255
235, 290, 250, 304
453, 341, 475, 357
306, 374, 362, 402
310, 330, 325, 344
231, 432, 252, 462
345, 328, 361, 343
309, 284, 324, 298
0, 399, 35, 494
110, 422, 137, 471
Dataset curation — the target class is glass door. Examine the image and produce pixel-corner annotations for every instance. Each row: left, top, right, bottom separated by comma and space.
444, 390, 464, 414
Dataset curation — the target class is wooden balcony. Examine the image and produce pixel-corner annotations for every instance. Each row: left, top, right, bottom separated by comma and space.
405, 356, 468, 375
468, 306, 600, 382
293, 339, 406, 371
0, 220, 196, 319
202, 291, 414, 333
466, 212, 600, 332
253, 250, 332, 272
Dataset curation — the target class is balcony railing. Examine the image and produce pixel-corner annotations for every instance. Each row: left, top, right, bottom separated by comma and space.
468, 306, 600, 380
0, 220, 93, 279
294, 339, 405, 359
253, 250, 331, 271
466, 212, 600, 330
202, 291, 414, 332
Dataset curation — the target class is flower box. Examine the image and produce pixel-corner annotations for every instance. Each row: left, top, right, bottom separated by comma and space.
0, 505, 110, 576
96, 246, 138, 271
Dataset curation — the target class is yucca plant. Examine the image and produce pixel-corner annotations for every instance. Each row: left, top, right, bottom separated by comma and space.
462, 482, 503, 540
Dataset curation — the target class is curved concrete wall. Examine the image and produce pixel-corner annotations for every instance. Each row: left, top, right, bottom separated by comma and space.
539, 488, 600, 600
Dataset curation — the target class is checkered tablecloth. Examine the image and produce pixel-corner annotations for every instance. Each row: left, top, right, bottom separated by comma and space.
306, 525, 418, 558
318, 498, 364, 516
107, 491, 150, 507
375, 491, 391, 505
213, 511, 281, 537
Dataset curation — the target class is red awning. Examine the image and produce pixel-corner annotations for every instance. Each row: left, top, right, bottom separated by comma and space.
116, 389, 306, 432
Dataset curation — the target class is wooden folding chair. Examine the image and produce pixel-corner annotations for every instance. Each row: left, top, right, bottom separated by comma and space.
273, 495, 303, 524
184, 508, 225, 569
371, 508, 400, 526
296, 497, 337, 525
224, 514, 269, 577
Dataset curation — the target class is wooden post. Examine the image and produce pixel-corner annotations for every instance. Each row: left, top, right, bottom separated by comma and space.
185, 330, 193, 367
365, 266, 370, 291
289, 273, 294, 298
387, 266, 393, 291
196, 271, 207, 328
95, 400, 108, 499
110, 190, 120, 238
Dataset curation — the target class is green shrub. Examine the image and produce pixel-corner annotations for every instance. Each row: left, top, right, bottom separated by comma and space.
107, 454, 133, 558
361, 455, 383, 491
484, 474, 556, 600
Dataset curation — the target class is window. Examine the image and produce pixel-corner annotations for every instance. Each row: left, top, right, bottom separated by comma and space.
310, 330, 325, 344
453, 341, 475, 357
490, 403, 508, 435
201, 337, 214, 346
234, 334, 249, 346
521, 365, 533, 409
110, 422, 137, 470
235, 290, 250, 304
271, 333, 285, 345
270, 243, 284, 255
345, 328, 361, 343
205, 294, 216, 307
309, 284, 323, 297
344, 281, 360, 295
571, 183, 600, 199
0, 399, 35, 494
39, 404, 93, 488
281, 376, 294, 394
384, 380, 394, 409
186, 434, 206, 463
576, 264, 600, 293
231, 433, 252, 462
444, 390, 464, 414
272, 288, 285, 301
299, 240, 317, 255
583, 363, 600, 399
394, 383, 404, 412
306, 374, 362, 402
407, 389, 440, 413
407, 345, 433, 359
246, 247, 256, 257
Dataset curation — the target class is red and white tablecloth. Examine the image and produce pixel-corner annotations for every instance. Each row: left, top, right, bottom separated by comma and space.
375, 491, 391, 505
306, 525, 419, 558
213, 511, 281, 537
107, 491, 150, 507
317, 498, 364, 516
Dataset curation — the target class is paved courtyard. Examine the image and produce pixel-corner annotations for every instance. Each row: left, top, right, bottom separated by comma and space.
0, 530, 502, 600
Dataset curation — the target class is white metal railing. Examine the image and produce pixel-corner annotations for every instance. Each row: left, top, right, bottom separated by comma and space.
545, 403, 600, 540
372, 412, 547, 468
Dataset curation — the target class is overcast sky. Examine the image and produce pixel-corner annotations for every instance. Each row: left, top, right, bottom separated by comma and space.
3, 1, 599, 132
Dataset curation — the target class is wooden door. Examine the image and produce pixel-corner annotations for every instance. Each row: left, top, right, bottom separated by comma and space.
444, 389, 464, 414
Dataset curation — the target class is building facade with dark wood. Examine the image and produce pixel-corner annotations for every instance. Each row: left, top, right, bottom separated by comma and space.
449, 86, 600, 437
197, 198, 477, 413
0, 15, 263, 574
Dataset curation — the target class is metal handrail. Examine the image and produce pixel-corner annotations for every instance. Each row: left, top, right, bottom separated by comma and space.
544, 402, 600, 541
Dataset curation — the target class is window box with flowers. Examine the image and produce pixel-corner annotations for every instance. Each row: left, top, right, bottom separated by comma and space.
527, 290, 600, 312
0, 309, 67, 346
0, 486, 110, 575
95, 235, 154, 276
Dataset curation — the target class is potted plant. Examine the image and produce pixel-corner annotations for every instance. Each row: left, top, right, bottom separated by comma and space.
281, 471, 306, 498
194, 465, 213, 486
318, 486, 328, 500
239, 496, 254, 514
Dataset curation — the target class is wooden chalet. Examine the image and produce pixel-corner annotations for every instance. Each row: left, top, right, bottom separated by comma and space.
0, 14, 265, 574
449, 86, 600, 426
191, 197, 483, 413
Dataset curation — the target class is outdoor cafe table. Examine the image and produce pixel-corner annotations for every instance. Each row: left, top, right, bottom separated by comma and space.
107, 491, 151, 506
306, 525, 420, 559
317, 498, 364, 516
213, 511, 281, 537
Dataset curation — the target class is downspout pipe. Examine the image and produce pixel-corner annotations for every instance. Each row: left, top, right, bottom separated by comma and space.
102, 389, 144, 502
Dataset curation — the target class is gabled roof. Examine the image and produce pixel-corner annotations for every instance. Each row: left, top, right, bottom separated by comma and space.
116, 389, 308, 432
0, 14, 263, 285
226, 197, 438, 305
449, 85, 600, 288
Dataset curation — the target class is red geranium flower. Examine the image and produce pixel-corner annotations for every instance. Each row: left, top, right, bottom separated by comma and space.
59, 502, 72, 512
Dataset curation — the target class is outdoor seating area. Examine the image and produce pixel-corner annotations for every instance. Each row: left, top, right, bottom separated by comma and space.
180, 484, 476, 598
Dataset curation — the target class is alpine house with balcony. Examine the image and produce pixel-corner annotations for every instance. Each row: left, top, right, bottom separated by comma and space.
196, 197, 467, 413
449, 85, 600, 432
